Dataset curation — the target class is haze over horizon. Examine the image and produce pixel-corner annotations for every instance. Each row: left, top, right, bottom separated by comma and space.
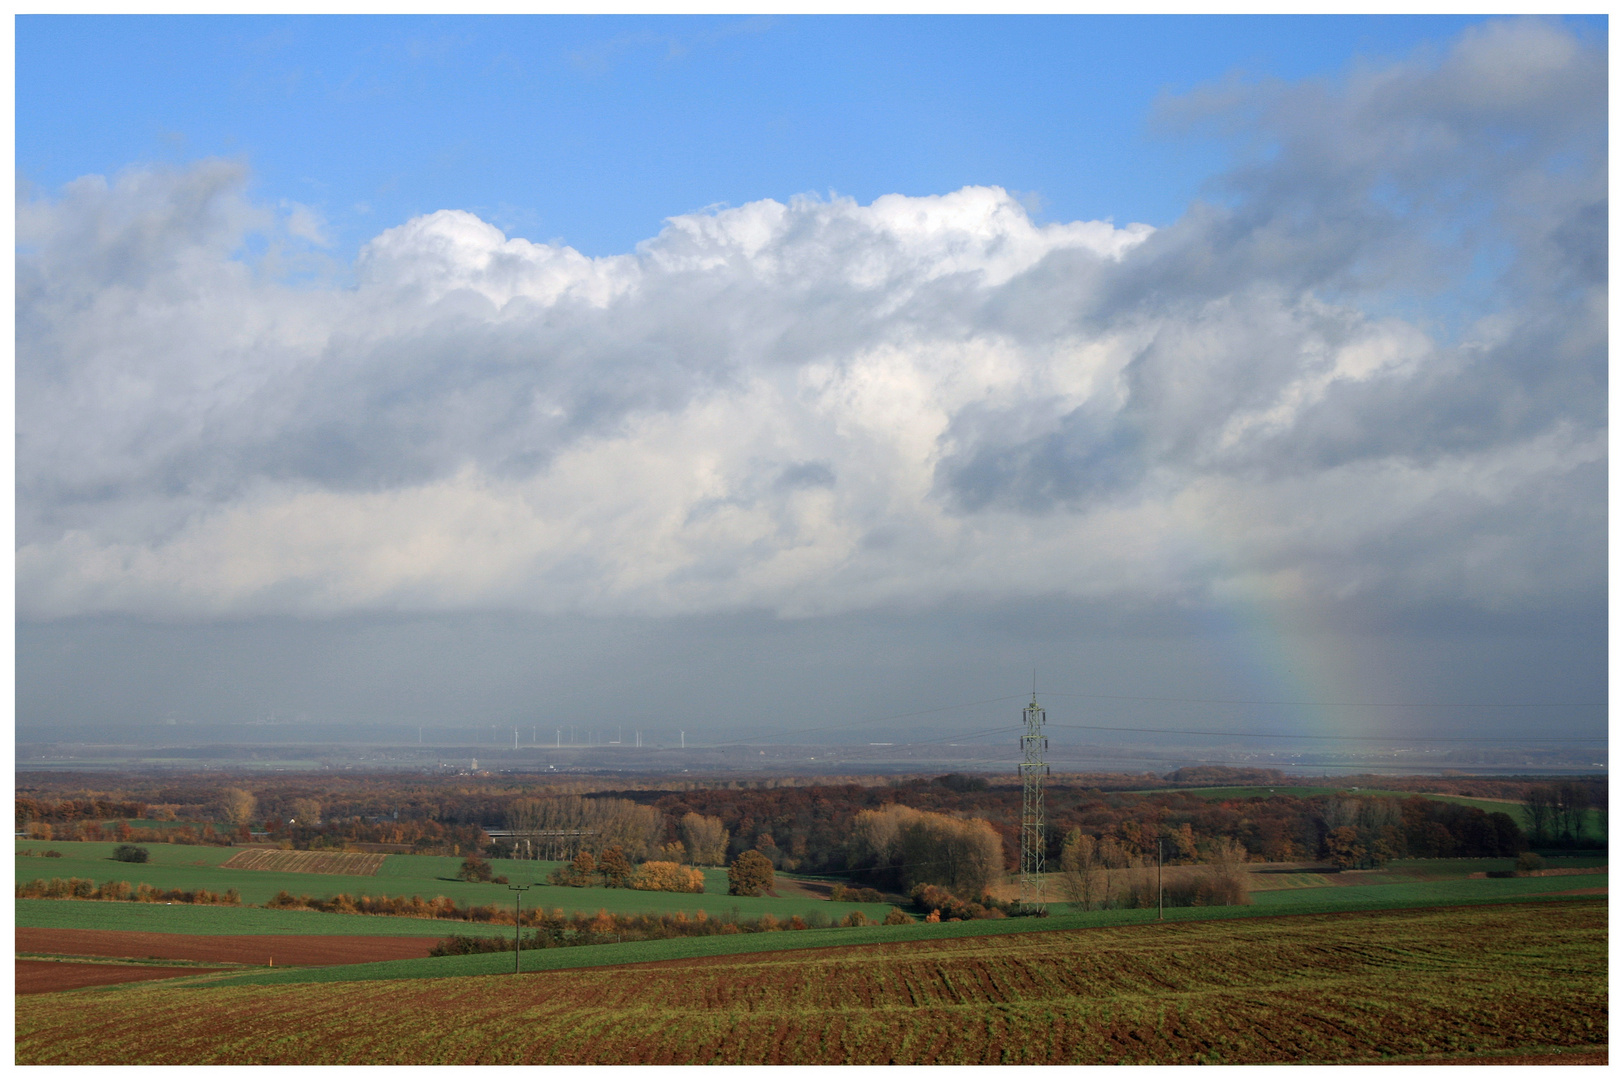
15, 16, 1607, 766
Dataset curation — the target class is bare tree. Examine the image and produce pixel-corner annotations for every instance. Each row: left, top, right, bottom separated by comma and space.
221, 788, 257, 827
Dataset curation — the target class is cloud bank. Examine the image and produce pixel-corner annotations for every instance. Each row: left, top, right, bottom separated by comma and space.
16, 20, 1604, 626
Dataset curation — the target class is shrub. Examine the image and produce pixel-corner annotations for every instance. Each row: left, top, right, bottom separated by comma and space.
456, 855, 494, 882
727, 850, 775, 897
629, 860, 706, 893
111, 845, 149, 863
548, 850, 600, 887
841, 910, 876, 927
909, 883, 1005, 921
883, 907, 912, 925
830, 884, 885, 903
14, 877, 238, 906
1516, 851, 1546, 874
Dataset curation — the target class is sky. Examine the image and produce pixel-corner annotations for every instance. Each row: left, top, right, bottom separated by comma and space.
14, 15, 1609, 759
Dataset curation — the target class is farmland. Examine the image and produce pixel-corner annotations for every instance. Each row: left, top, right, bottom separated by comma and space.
15, 899, 1606, 1064
15, 862, 1605, 992
13, 771, 1608, 1064
15, 841, 895, 921
221, 849, 386, 875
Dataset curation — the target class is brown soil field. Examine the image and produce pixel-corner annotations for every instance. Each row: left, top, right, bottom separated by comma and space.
1395, 1048, 1607, 1065
17, 960, 229, 994
14, 898, 1607, 1065
15, 928, 436, 967
220, 849, 386, 875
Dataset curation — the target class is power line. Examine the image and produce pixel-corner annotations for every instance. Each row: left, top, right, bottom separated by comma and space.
1041, 691, 1605, 709
1046, 723, 1608, 744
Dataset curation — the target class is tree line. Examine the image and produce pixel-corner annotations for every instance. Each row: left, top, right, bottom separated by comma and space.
18, 767, 1602, 870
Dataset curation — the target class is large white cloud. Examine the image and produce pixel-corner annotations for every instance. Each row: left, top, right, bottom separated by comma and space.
16, 19, 1604, 624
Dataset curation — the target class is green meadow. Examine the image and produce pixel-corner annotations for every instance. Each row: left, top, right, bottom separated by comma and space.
137, 867, 1607, 989
15, 841, 893, 922
14, 898, 514, 937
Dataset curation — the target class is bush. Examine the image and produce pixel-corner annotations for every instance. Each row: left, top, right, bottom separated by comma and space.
457, 856, 494, 882
14, 877, 238, 906
909, 883, 1006, 921
111, 845, 149, 863
829, 884, 884, 903
1516, 851, 1546, 874
628, 860, 706, 893
883, 907, 912, 925
547, 850, 599, 887
727, 850, 775, 897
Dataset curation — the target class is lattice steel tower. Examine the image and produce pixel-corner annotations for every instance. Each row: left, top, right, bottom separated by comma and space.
1019, 689, 1048, 911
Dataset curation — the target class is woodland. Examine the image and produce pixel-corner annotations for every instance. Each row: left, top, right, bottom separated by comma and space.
16, 768, 1601, 886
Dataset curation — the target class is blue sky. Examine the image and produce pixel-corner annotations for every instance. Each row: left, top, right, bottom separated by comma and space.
14, 16, 1607, 753
17, 14, 1573, 259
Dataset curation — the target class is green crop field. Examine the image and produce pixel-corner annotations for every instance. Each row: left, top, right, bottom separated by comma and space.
15, 841, 893, 924
14, 898, 516, 937
16, 899, 1607, 1064
27, 861, 1591, 989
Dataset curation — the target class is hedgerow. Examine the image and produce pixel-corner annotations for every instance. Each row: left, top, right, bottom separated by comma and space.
15, 877, 240, 906
428, 907, 826, 954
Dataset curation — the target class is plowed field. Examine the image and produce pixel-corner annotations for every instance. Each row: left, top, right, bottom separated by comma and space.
17, 961, 228, 994
220, 849, 385, 875
16, 929, 437, 967
15, 899, 1606, 1065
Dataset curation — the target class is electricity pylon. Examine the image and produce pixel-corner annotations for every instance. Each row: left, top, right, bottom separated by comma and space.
1019, 690, 1048, 911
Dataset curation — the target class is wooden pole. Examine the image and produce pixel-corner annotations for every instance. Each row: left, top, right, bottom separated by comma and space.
508, 883, 533, 974
1157, 837, 1163, 921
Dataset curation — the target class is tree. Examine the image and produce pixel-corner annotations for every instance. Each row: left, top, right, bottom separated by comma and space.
457, 855, 494, 882
1521, 785, 1555, 845
1324, 826, 1365, 870
222, 788, 257, 827
727, 849, 775, 897
289, 798, 321, 826
680, 813, 729, 866
569, 849, 598, 885
507, 797, 546, 859
112, 844, 149, 863
599, 845, 632, 888
850, 804, 1003, 894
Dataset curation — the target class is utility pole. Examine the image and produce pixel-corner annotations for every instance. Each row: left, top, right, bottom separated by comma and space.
1157, 837, 1164, 921
507, 883, 533, 974
680, 731, 685, 749
1019, 684, 1048, 912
